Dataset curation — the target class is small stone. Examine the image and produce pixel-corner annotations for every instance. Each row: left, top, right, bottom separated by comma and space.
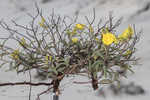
124, 83, 145, 95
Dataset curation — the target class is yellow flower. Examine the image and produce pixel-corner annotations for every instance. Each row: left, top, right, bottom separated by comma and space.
114, 37, 119, 44
95, 37, 99, 42
39, 17, 47, 28
19, 38, 26, 46
102, 32, 116, 46
123, 50, 132, 56
71, 37, 78, 43
93, 55, 98, 60
75, 24, 85, 30
11, 49, 19, 59
72, 28, 77, 35
40, 16, 45, 23
45, 55, 52, 64
66, 30, 72, 35
89, 25, 94, 33
45, 55, 52, 61
66, 29, 77, 36
118, 26, 134, 40
39, 22, 44, 27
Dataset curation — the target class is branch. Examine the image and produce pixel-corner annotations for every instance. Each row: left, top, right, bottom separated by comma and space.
36, 86, 53, 100
0, 82, 52, 86
73, 81, 91, 84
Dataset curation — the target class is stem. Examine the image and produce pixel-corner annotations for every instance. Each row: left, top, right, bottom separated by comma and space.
53, 93, 59, 100
91, 73, 98, 90
52, 72, 63, 100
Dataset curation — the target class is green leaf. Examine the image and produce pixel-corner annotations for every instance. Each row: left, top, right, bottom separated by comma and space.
92, 60, 103, 72
107, 70, 113, 79
93, 72, 97, 79
2, 39, 8, 46
56, 63, 66, 68
97, 52, 104, 59
64, 57, 70, 67
6, 62, 14, 72
92, 50, 104, 59
127, 65, 134, 73
100, 79, 112, 84
123, 64, 134, 73
88, 60, 92, 71
0, 63, 6, 68
103, 66, 107, 78
114, 72, 119, 81
92, 61, 100, 67
116, 80, 121, 88
114, 56, 121, 61
51, 67, 58, 75
80, 49, 87, 53
57, 67, 65, 72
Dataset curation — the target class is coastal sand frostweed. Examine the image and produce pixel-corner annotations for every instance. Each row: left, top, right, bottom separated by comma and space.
75, 24, 85, 30
89, 25, 94, 33
39, 16, 47, 28
45, 55, 52, 61
19, 38, 26, 46
45, 55, 52, 64
95, 37, 99, 42
0, 6, 141, 99
71, 37, 78, 43
66, 29, 77, 36
123, 50, 132, 56
93, 55, 98, 60
102, 32, 117, 46
114, 36, 119, 44
67, 24, 85, 36
119, 25, 134, 40
11, 49, 19, 59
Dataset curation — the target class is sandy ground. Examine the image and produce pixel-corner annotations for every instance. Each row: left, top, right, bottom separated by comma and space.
0, 0, 150, 100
